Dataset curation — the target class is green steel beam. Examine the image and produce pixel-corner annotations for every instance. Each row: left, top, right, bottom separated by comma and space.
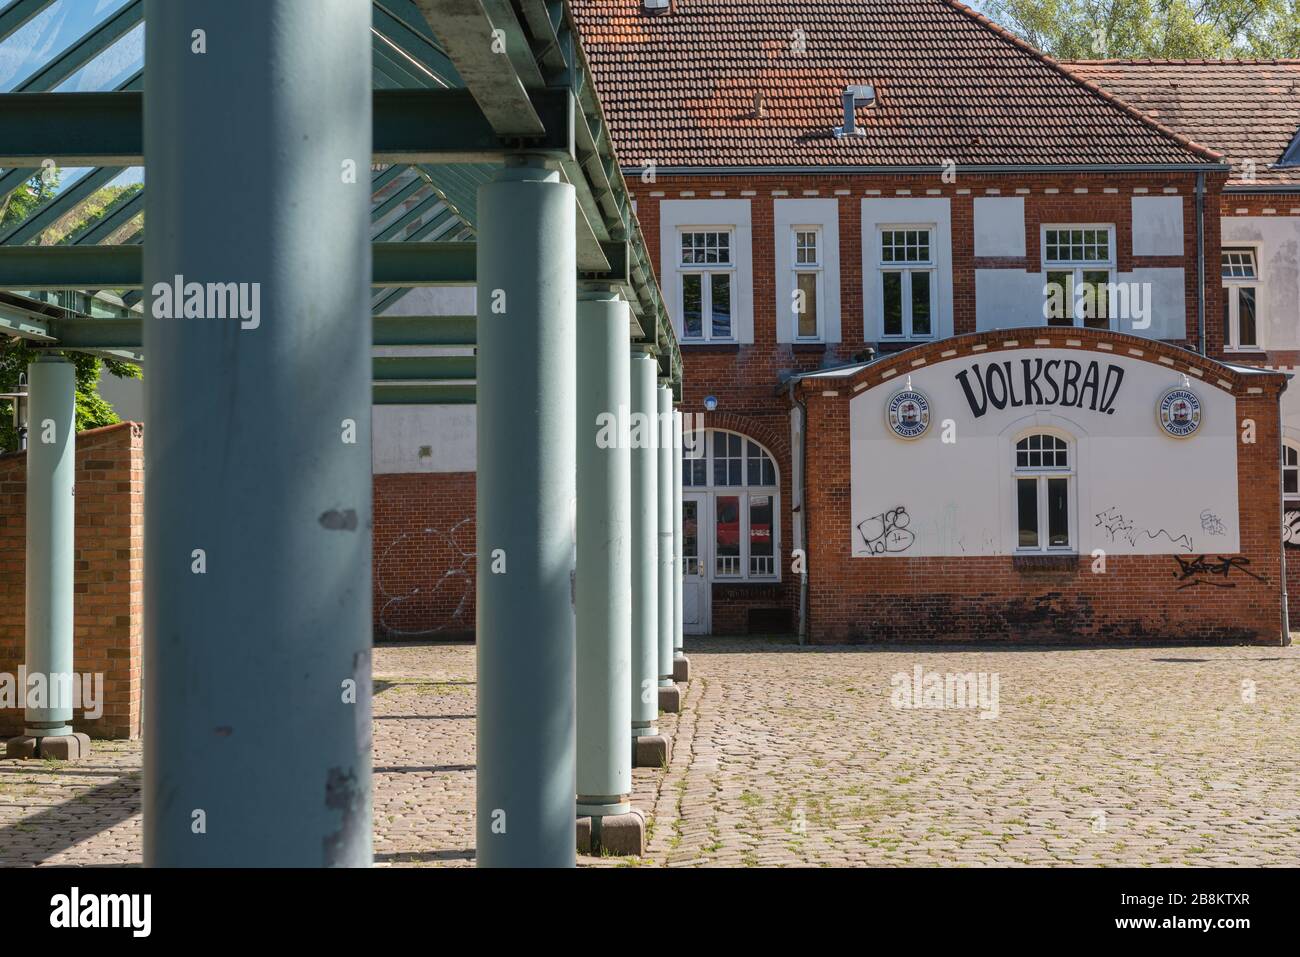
0, 88, 574, 167
370, 174, 427, 223
372, 354, 475, 382
413, 0, 545, 136
0, 239, 628, 289
0, 298, 54, 340
373, 381, 476, 404
374, 195, 447, 241
372, 4, 457, 83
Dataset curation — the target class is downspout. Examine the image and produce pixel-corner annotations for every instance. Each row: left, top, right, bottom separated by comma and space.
1196, 172, 1207, 355
1280, 380, 1292, 645
793, 385, 810, 645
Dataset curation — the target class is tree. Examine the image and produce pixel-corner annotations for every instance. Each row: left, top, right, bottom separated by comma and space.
0, 168, 143, 453
981, 0, 1300, 60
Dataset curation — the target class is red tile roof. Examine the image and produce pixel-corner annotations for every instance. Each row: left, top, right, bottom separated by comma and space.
1064, 60, 1300, 187
570, 0, 1223, 170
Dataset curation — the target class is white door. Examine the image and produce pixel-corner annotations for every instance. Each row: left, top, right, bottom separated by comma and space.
682, 493, 710, 634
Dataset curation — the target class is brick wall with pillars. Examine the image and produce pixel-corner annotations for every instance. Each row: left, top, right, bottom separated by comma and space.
0, 421, 143, 739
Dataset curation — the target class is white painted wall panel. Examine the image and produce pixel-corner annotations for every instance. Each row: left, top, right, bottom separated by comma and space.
849, 349, 1240, 557
1131, 196, 1184, 256
373, 404, 476, 473
973, 197, 1025, 257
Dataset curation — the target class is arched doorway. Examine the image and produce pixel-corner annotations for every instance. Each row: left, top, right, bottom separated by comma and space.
680, 429, 780, 633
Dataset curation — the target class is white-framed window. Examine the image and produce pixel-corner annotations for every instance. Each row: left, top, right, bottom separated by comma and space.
1042, 225, 1115, 329
1284, 442, 1299, 502
1222, 247, 1259, 351
879, 226, 936, 339
791, 227, 823, 340
682, 430, 779, 579
1013, 432, 1074, 552
679, 229, 735, 341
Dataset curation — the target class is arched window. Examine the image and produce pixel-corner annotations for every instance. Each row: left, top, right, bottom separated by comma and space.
1014, 432, 1073, 552
681, 429, 779, 579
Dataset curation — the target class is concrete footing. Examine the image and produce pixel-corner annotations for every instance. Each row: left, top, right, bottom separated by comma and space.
658, 684, 681, 713
5, 732, 91, 761
577, 807, 646, 857
673, 656, 690, 683
633, 733, 672, 768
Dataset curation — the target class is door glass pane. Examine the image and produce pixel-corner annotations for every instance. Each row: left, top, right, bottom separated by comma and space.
796, 272, 818, 338
1047, 477, 1069, 547
749, 494, 774, 576
1223, 291, 1232, 345
683, 273, 703, 338
1046, 271, 1072, 325
1081, 270, 1109, 328
1238, 287, 1257, 347
711, 273, 732, 339
911, 271, 932, 336
715, 495, 741, 576
682, 501, 699, 575
882, 271, 903, 335
1017, 478, 1039, 548
1285, 469, 1297, 496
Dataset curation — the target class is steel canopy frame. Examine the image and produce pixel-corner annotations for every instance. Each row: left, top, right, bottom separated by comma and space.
0, 0, 682, 388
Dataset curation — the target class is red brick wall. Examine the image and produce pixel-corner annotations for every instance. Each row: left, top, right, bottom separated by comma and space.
372, 472, 476, 639
796, 329, 1288, 644
0, 422, 143, 739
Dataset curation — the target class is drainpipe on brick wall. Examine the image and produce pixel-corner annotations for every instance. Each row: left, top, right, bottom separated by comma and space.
794, 389, 810, 646
1196, 172, 1207, 355
1280, 387, 1292, 645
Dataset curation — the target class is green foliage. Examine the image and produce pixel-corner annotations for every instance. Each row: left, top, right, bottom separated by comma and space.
0, 165, 142, 452
0, 345, 141, 454
982, 0, 1300, 59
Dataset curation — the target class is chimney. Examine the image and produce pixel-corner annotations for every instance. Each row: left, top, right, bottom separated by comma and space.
835, 84, 875, 138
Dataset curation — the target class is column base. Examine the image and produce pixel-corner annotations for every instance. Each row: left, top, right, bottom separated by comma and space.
633, 733, 672, 768
576, 807, 646, 857
658, 684, 681, 713
5, 732, 90, 761
673, 655, 690, 683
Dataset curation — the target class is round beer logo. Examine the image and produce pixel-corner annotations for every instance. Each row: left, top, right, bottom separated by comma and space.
886, 389, 931, 440
1157, 387, 1202, 438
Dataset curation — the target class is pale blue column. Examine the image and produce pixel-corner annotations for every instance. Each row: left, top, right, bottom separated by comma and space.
673, 408, 685, 664
23, 354, 75, 739
575, 288, 632, 818
656, 385, 675, 688
476, 160, 577, 867
142, 0, 373, 866
629, 352, 659, 740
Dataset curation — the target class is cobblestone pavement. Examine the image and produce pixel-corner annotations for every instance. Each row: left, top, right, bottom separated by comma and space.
2, 639, 1297, 867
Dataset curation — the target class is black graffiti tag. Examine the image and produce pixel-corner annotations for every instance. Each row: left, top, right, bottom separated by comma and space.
1172, 555, 1265, 590
859, 506, 916, 555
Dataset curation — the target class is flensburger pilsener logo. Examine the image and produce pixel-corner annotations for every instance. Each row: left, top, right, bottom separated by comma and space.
956, 357, 1125, 418
151, 274, 260, 329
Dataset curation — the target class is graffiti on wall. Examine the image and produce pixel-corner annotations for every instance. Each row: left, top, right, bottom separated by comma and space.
376, 518, 475, 636
858, 506, 915, 555
1094, 506, 1195, 552
1171, 555, 1265, 590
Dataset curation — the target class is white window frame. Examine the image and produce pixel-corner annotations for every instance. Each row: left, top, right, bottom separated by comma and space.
681, 429, 780, 581
1221, 246, 1261, 352
877, 224, 937, 340
1284, 441, 1300, 505
1041, 224, 1116, 330
791, 226, 824, 341
677, 228, 736, 343
1012, 431, 1076, 554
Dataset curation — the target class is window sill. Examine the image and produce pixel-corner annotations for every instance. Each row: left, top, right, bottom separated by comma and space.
680, 341, 740, 353
1012, 553, 1079, 572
